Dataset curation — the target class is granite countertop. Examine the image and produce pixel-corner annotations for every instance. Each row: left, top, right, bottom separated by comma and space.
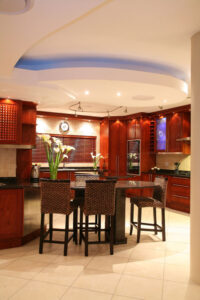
40, 167, 98, 172
0, 178, 40, 189
144, 169, 190, 178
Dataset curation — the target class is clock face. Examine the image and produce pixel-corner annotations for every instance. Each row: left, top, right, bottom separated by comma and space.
59, 121, 69, 133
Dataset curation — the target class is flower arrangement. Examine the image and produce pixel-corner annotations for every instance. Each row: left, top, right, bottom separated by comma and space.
128, 152, 137, 169
38, 134, 75, 180
91, 152, 104, 170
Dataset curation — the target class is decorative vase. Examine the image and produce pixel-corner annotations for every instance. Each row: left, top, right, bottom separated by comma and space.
50, 169, 58, 180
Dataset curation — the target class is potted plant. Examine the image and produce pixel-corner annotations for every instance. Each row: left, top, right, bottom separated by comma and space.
38, 134, 75, 180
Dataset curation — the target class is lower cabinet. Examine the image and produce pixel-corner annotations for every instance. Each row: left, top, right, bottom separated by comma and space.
0, 189, 24, 249
126, 173, 190, 213
167, 177, 190, 213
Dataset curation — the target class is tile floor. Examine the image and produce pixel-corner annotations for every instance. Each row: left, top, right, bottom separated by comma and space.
0, 200, 200, 300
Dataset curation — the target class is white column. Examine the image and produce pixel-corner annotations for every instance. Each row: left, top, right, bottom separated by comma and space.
191, 31, 200, 284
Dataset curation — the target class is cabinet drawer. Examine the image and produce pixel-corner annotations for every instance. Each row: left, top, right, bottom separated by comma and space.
171, 177, 190, 186
171, 184, 190, 196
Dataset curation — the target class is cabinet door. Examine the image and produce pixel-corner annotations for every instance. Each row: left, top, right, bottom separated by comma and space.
167, 113, 182, 152
109, 120, 126, 175
0, 99, 21, 144
0, 189, 23, 239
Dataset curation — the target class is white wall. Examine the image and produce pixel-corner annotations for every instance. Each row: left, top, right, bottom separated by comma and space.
36, 116, 100, 167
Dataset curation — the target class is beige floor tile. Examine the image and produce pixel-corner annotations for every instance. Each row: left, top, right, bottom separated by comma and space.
53, 254, 92, 266
86, 255, 128, 274
164, 263, 190, 283
115, 274, 163, 300
9, 280, 67, 300
129, 247, 165, 264
165, 251, 190, 265
61, 287, 112, 300
162, 281, 200, 300
72, 269, 121, 294
33, 263, 84, 286
0, 258, 48, 279
165, 241, 189, 253
0, 275, 28, 300
112, 296, 141, 300
123, 260, 164, 280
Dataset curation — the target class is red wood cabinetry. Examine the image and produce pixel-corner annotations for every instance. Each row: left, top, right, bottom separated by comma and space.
100, 119, 127, 176
0, 189, 24, 249
0, 99, 37, 146
127, 117, 156, 173
109, 120, 127, 176
167, 177, 190, 213
156, 111, 190, 154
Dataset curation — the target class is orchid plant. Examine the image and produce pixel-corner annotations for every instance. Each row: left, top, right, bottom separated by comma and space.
38, 134, 75, 180
91, 152, 104, 171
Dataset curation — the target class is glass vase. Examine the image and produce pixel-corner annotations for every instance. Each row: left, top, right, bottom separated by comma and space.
50, 169, 58, 180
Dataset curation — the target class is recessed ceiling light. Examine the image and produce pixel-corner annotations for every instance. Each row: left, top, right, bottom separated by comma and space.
163, 99, 167, 103
116, 92, 121, 97
84, 90, 90, 95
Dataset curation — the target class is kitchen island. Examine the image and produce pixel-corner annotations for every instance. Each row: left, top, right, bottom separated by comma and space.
0, 179, 41, 249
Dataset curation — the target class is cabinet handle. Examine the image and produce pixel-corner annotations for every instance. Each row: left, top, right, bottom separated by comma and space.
172, 184, 189, 188
172, 194, 189, 199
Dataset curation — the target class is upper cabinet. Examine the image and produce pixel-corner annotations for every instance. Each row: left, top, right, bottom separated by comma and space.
0, 99, 37, 146
156, 110, 190, 154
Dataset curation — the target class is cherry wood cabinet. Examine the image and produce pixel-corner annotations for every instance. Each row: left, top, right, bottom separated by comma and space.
0, 189, 24, 249
0, 98, 37, 146
100, 119, 127, 176
156, 111, 190, 154
127, 117, 156, 173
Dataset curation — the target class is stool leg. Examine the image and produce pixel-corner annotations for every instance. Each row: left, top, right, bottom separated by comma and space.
130, 202, 134, 235
98, 214, 101, 242
110, 216, 114, 255
39, 213, 45, 254
49, 213, 53, 241
79, 209, 83, 245
85, 215, 88, 256
95, 214, 98, 233
162, 208, 166, 241
137, 207, 142, 243
153, 208, 157, 235
64, 215, 69, 256
73, 209, 78, 244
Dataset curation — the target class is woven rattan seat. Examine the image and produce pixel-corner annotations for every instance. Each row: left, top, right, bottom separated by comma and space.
39, 179, 74, 256
80, 180, 116, 256
130, 177, 168, 243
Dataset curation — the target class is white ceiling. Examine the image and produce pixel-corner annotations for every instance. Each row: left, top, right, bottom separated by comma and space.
0, 0, 199, 116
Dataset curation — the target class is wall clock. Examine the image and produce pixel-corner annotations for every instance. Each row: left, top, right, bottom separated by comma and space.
59, 121, 69, 133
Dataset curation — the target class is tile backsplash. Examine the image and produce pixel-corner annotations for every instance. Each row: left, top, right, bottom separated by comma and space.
156, 154, 191, 171
0, 149, 16, 177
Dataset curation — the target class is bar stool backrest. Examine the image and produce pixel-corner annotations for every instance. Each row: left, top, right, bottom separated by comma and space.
41, 179, 71, 215
84, 180, 116, 216
153, 177, 168, 206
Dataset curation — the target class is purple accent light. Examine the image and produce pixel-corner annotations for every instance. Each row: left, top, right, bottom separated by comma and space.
156, 117, 166, 151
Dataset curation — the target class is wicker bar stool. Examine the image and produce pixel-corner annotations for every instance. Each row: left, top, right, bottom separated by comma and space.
74, 173, 100, 244
39, 179, 74, 256
130, 177, 168, 243
80, 180, 116, 256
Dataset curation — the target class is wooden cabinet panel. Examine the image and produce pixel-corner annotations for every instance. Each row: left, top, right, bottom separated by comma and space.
167, 113, 182, 152
0, 189, 23, 240
109, 120, 127, 176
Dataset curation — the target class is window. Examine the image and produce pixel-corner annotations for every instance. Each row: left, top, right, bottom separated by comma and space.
32, 135, 96, 163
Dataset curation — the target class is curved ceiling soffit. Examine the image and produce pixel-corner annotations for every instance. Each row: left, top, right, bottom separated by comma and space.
0, 0, 112, 77
16, 55, 187, 83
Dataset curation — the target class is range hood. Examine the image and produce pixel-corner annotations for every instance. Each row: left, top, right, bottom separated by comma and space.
176, 137, 191, 142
